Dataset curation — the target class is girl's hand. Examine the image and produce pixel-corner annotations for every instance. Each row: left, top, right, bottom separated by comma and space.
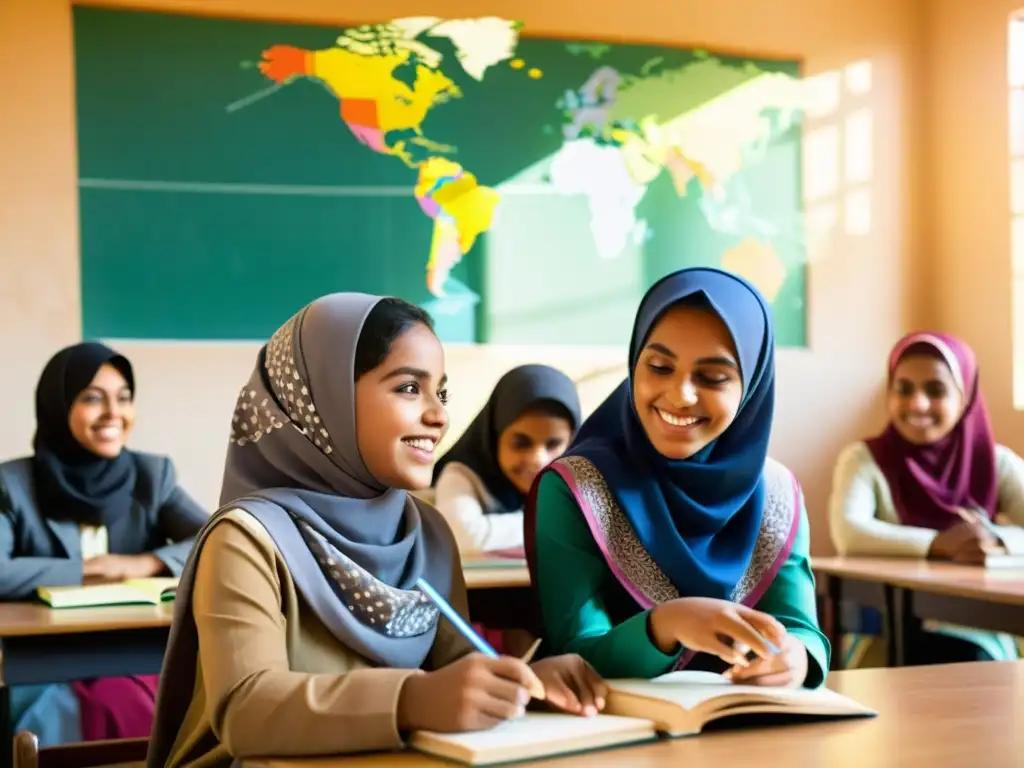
723, 633, 808, 687
396, 653, 543, 733
649, 597, 785, 666
529, 654, 608, 717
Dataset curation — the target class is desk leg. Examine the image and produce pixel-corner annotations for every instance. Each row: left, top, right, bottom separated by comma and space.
825, 575, 844, 671
1, 683, 12, 768
882, 585, 912, 667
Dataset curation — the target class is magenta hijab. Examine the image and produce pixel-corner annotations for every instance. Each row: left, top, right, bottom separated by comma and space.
866, 332, 998, 530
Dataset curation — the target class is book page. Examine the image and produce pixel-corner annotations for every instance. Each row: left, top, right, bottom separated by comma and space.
123, 577, 179, 601
40, 583, 141, 607
413, 712, 652, 752
610, 671, 855, 711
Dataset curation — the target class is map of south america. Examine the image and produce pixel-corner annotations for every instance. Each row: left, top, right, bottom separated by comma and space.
251, 18, 521, 298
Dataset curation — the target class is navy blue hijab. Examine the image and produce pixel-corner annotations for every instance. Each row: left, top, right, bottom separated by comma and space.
564, 268, 774, 600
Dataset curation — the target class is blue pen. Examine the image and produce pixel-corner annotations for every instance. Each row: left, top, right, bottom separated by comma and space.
415, 577, 498, 658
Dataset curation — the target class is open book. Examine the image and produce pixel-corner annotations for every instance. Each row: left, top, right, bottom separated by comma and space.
37, 577, 178, 609
411, 670, 875, 766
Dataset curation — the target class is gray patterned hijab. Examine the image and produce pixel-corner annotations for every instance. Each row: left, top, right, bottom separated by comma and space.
148, 293, 455, 767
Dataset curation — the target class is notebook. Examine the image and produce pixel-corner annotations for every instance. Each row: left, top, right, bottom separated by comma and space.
37, 577, 178, 608
461, 557, 528, 570
980, 553, 1024, 570
462, 548, 527, 569
411, 670, 875, 765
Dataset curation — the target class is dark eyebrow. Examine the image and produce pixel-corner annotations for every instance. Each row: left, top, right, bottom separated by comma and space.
381, 367, 448, 387
81, 385, 131, 396
645, 342, 676, 359
645, 343, 738, 370
696, 356, 739, 369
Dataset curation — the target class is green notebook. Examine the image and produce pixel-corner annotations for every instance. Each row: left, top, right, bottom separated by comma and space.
37, 577, 178, 609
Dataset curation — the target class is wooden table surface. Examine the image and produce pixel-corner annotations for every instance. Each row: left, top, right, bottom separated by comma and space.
249, 661, 1024, 768
812, 555, 1024, 605
461, 565, 531, 590
0, 601, 175, 637
0, 563, 528, 637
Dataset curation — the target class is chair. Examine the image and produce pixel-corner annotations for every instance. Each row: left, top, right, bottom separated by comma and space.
13, 730, 148, 768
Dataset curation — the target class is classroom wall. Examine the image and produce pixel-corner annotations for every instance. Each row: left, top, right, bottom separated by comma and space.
0, 0, 927, 555
925, 1, 1024, 459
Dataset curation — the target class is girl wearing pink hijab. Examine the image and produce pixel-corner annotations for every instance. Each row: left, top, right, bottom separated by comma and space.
829, 332, 1024, 664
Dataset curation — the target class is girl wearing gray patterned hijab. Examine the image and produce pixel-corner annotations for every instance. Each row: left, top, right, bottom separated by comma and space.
148, 294, 607, 766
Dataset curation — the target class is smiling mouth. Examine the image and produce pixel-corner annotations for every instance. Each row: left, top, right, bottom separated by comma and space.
91, 423, 123, 441
655, 408, 706, 430
901, 414, 936, 429
402, 436, 438, 461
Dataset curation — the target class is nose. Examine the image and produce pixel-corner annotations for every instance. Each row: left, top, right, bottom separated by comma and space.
424, 397, 448, 430
671, 377, 699, 407
527, 445, 549, 469
906, 391, 930, 412
103, 395, 121, 418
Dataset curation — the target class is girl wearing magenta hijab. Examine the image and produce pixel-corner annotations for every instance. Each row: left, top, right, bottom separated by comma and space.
526, 268, 829, 688
830, 332, 1024, 664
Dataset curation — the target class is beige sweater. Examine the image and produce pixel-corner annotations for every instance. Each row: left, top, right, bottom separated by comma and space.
432, 462, 524, 555
163, 510, 473, 766
829, 441, 1024, 557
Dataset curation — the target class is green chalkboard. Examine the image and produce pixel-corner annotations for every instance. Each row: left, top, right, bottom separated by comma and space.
74, 8, 807, 345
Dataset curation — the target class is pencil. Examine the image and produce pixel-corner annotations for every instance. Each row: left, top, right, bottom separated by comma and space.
415, 577, 497, 657
520, 637, 543, 663
415, 577, 547, 700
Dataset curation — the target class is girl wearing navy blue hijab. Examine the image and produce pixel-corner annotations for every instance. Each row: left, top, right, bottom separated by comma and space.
525, 268, 829, 687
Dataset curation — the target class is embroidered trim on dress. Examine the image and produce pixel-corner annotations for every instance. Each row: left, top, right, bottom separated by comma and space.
553, 455, 798, 608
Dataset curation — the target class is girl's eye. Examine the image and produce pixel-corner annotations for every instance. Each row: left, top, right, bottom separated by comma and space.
696, 373, 730, 386
647, 362, 673, 376
396, 382, 420, 396
438, 388, 450, 406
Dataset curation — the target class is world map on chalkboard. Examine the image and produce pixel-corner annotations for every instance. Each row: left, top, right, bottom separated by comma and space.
73, 8, 808, 346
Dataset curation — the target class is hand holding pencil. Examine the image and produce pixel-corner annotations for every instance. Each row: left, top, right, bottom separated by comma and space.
395, 579, 606, 733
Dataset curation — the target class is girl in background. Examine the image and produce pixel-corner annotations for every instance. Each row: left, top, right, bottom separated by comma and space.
0, 342, 207, 745
830, 332, 1024, 665
148, 295, 604, 766
432, 365, 581, 556
527, 268, 829, 686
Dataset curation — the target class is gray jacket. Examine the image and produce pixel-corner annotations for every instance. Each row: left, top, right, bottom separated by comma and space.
0, 452, 209, 599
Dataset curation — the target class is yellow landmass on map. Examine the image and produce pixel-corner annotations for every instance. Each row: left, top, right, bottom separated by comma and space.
721, 237, 786, 301
310, 47, 460, 136
418, 158, 501, 294
610, 63, 803, 199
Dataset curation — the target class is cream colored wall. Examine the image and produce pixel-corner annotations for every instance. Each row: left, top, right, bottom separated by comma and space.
0, 0, 927, 554
925, 1, 1024, 458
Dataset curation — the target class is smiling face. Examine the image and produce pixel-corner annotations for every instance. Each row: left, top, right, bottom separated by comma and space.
354, 322, 450, 490
632, 304, 744, 460
496, 405, 574, 494
67, 363, 135, 458
887, 352, 964, 445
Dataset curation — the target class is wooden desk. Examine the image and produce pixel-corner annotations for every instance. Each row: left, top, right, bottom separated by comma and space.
0, 603, 173, 768
813, 556, 1024, 669
249, 661, 1024, 767
462, 565, 530, 591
